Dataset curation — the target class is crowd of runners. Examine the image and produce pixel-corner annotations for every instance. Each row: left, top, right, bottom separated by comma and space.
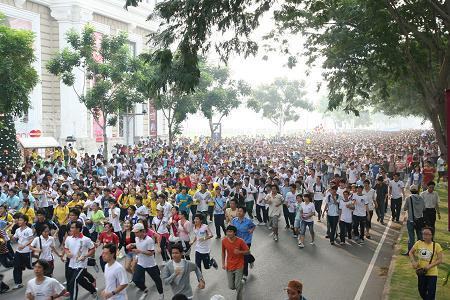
0, 130, 445, 300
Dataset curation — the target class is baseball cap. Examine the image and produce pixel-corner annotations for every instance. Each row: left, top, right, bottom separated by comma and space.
132, 223, 145, 232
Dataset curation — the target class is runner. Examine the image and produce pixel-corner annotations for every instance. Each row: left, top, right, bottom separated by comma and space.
161, 244, 205, 299
221, 225, 249, 300
101, 243, 129, 300
129, 222, 164, 300
190, 214, 218, 271
230, 206, 256, 281
25, 259, 66, 300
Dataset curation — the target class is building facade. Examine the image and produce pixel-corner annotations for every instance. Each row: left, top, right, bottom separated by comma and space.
1, 0, 164, 152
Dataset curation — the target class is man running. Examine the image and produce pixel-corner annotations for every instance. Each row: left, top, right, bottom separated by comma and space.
221, 225, 249, 300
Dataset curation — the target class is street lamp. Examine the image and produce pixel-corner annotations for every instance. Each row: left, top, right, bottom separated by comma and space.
124, 103, 147, 146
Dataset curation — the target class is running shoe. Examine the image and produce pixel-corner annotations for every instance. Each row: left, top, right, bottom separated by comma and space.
310, 241, 315, 245
298, 242, 304, 248
210, 258, 219, 270
12, 284, 23, 290
340, 241, 345, 245
293, 234, 298, 238
274, 235, 278, 241
138, 288, 149, 300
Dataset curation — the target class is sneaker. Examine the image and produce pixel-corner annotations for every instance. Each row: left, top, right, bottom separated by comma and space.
298, 242, 304, 248
293, 234, 298, 238
285, 225, 290, 229
138, 288, 149, 300
340, 241, 345, 245
12, 284, 23, 290
310, 241, 315, 245
268, 226, 272, 230
258, 222, 266, 226
91, 291, 98, 299
330, 241, 335, 245
215, 236, 221, 239
158, 294, 164, 300
358, 240, 365, 245
242, 275, 248, 282
274, 235, 278, 241
210, 258, 218, 270
250, 262, 254, 269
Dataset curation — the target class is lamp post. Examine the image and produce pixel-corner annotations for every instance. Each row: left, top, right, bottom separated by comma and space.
124, 103, 147, 146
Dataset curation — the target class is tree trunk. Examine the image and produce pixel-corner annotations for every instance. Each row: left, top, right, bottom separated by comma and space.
209, 118, 214, 138
168, 124, 173, 148
102, 127, 108, 159
428, 101, 447, 156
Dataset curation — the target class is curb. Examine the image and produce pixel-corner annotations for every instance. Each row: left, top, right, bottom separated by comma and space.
381, 219, 407, 300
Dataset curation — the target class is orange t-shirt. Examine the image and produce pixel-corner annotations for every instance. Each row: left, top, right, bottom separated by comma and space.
222, 237, 249, 271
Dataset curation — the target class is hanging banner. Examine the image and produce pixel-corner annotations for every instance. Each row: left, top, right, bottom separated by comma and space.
149, 102, 157, 138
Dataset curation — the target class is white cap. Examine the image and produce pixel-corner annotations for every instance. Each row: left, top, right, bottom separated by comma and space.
132, 223, 145, 232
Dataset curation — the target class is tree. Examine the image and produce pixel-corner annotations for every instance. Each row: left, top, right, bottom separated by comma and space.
248, 78, 313, 135
189, 62, 251, 138
47, 25, 148, 158
0, 13, 39, 167
126, 0, 450, 153
142, 50, 200, 146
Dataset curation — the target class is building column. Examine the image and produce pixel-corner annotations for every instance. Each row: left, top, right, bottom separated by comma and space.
50, 5, 93, 142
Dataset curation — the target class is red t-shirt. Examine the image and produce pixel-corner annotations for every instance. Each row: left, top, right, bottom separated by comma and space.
423, 167, 436, 185
222, 237, 249, 271
98, 232, 119, 245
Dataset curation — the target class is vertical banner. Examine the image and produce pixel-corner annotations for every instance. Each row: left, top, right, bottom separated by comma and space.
149, 102, 157, 138
93, 112, 104, 142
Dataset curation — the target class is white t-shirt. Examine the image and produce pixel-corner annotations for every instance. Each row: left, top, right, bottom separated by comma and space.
31, 236, 56, 261
64, 235, 95, 269
26, 277, 65, 300
352, 194, 368, 217
156, 202, 173, 219
14, 226, 34, 253
389, 180, 404, 199
363, 188, 376, 211
347, 168, 359, 184
104, 261, 129, 300
300, 202, 315, 223
136, 205, 149, 220
109, 207, 122, 232
437, 157, 445, 172
152, 216, 169, 234
193, 224, 211, 254
135, 236, 156, 268
339, 199, 353, 223
194, 191, 211, 212
285, 191, 297, 213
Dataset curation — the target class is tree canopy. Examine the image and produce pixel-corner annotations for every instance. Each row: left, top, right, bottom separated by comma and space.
0, 13, 39, 167
47, 25, 149, 158
248, 78, 312, 135
125, 0, 450, 153
0, 13, 38, 119
188, 62, 251, 137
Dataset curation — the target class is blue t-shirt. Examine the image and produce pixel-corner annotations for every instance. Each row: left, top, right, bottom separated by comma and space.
176, 193, 192, 212
231, 217, 255, 244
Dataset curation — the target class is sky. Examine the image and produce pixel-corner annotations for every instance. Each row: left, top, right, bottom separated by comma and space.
179, 11, 427, 137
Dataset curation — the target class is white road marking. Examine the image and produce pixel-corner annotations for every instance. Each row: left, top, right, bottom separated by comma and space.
353, 220, 392, 300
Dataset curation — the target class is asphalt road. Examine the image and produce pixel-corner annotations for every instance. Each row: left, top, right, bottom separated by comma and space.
1, 215, 401, 300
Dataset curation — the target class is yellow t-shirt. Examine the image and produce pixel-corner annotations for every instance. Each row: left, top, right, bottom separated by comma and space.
208, 189, 216, 206
67, 200, 85, 209
54, 206, 69, 225
119, 195, 135, 208
0, 213, 13, 223
414, 240, 443, 276
144, 194, 158, 217
19, 207, 35, 223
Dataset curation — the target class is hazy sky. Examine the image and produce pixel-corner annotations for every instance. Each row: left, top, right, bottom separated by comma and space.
180, 12, 427, 136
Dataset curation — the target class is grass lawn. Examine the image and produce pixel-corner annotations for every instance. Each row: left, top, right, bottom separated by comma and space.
388, 185, 450, 300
